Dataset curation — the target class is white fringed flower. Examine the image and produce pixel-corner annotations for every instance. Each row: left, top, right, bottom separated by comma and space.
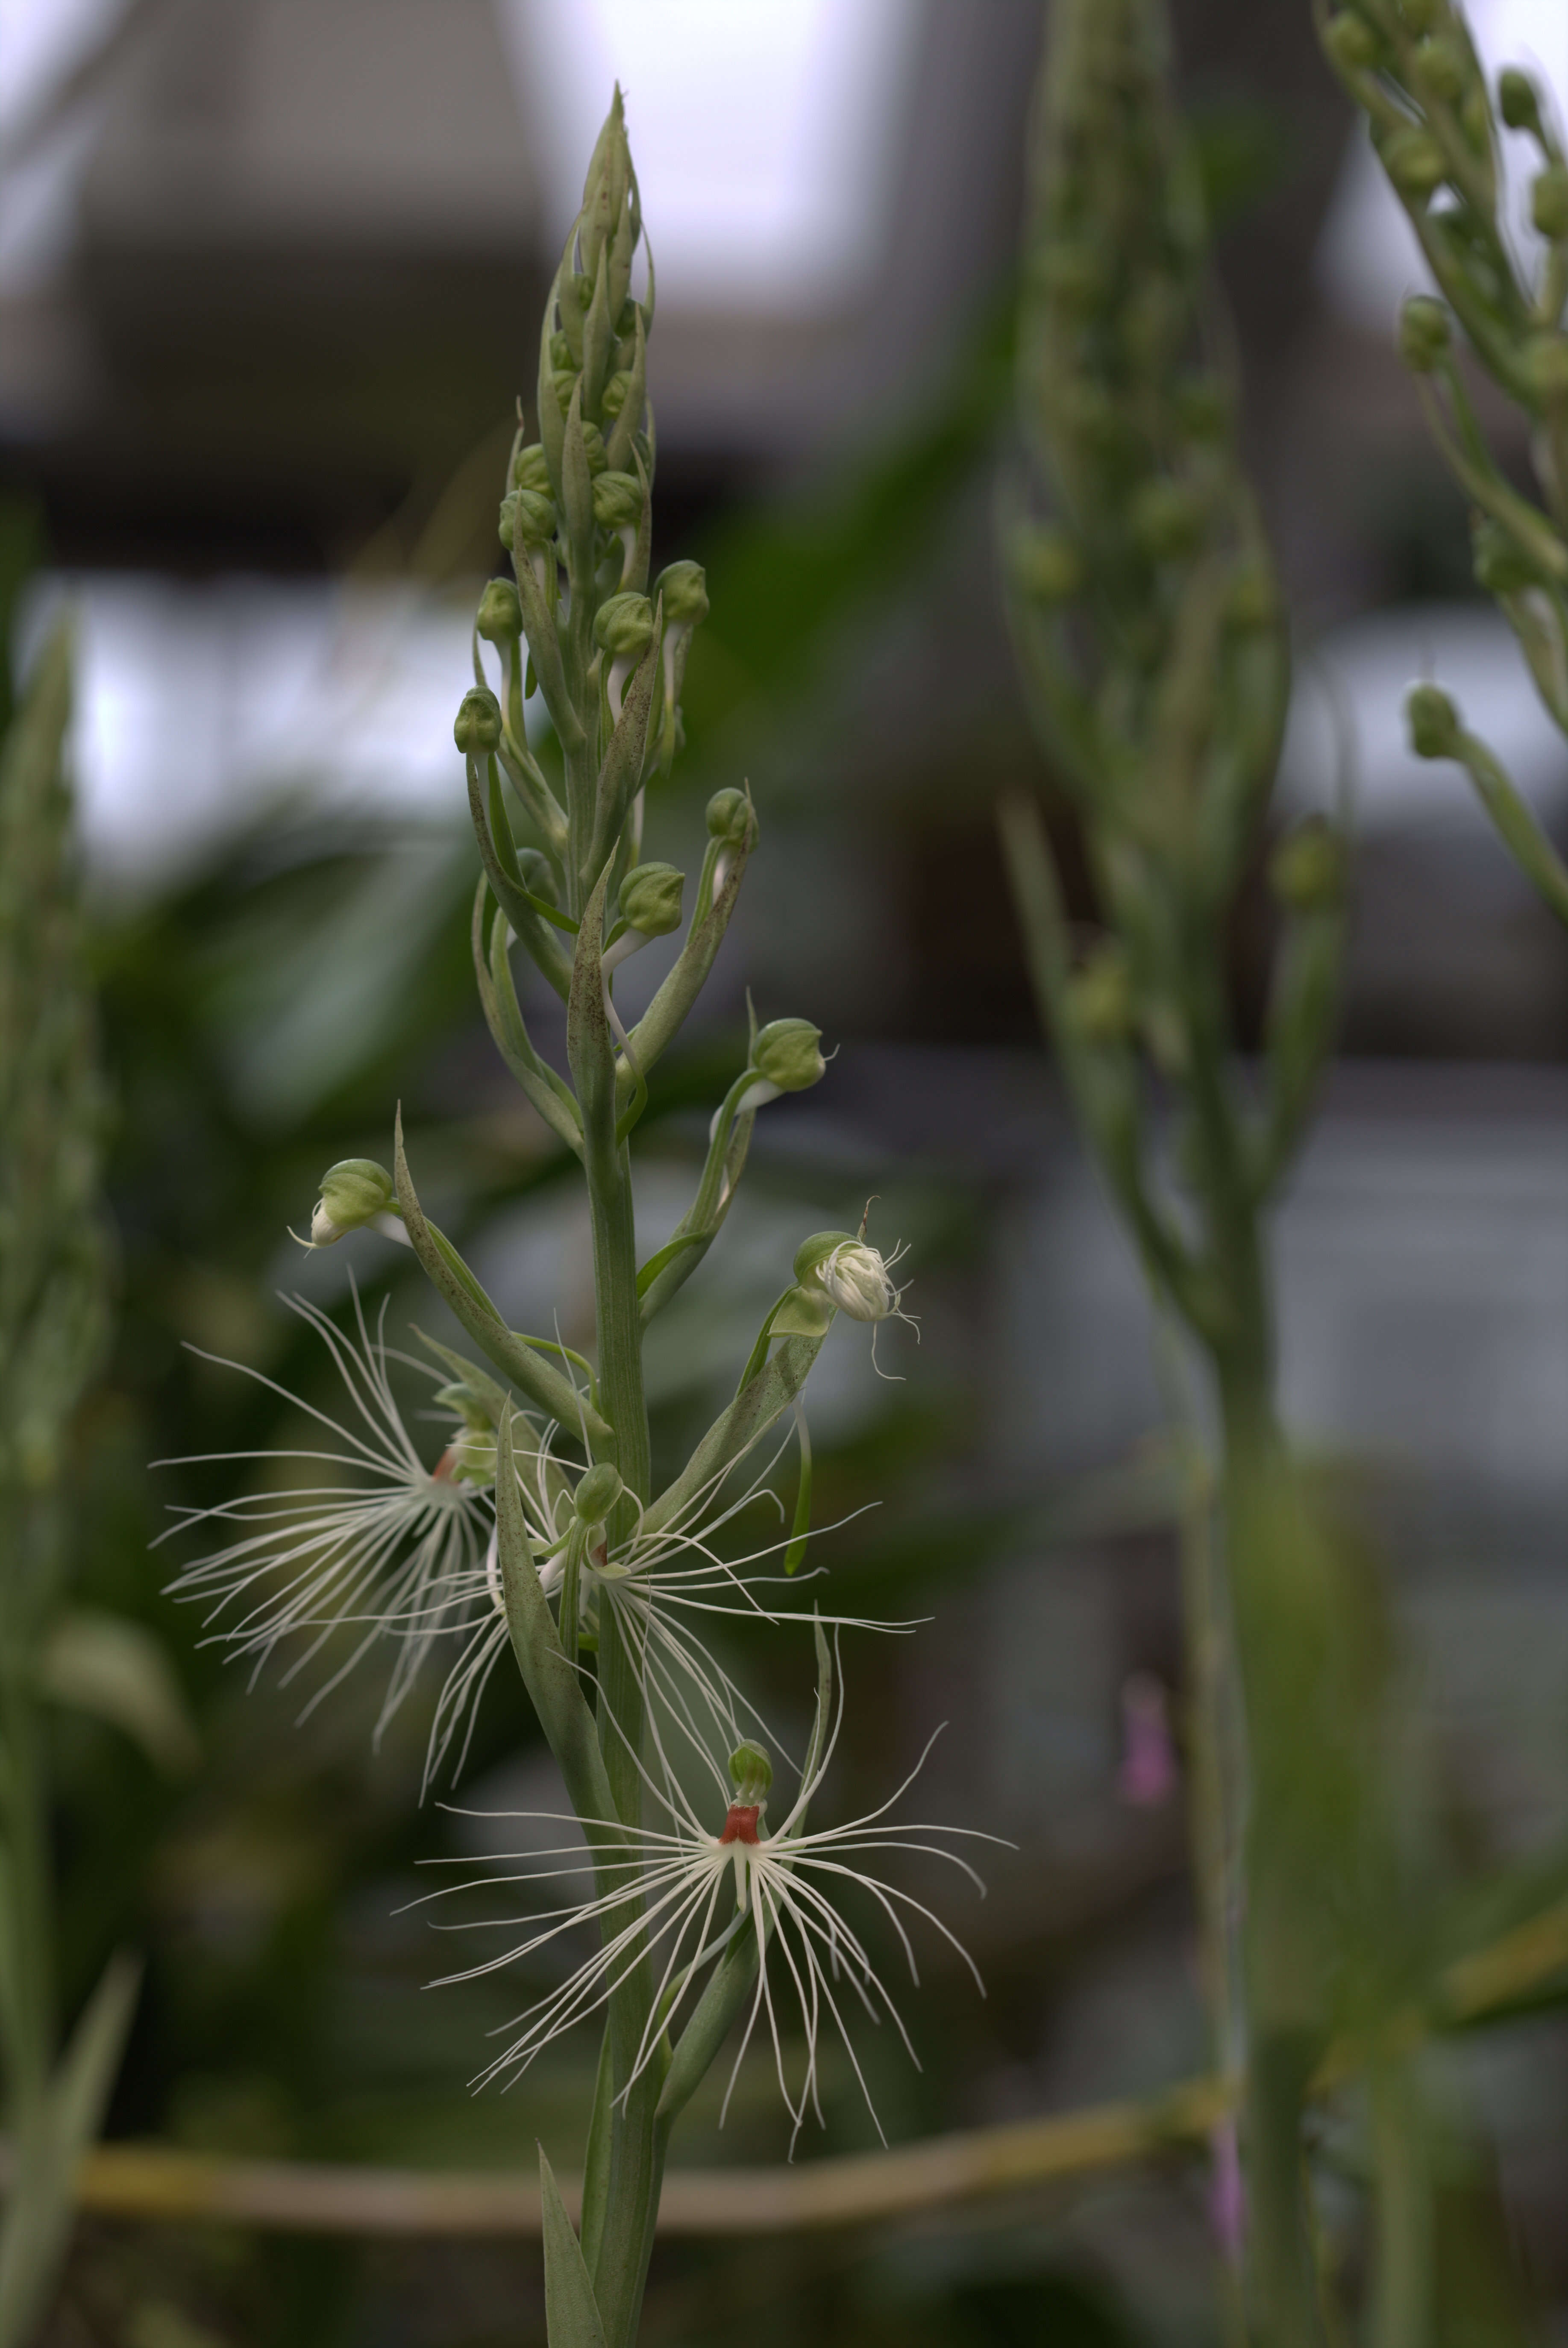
156, 1286, 553, 1761
418, 1659, 999, 2149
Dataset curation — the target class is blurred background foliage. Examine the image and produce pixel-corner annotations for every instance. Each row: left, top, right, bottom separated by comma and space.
4, 1, 1568, 2342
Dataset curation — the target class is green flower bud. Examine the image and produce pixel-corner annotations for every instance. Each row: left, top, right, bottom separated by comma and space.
727, 1740, 773, 1804
1131, 477, 1206, 560
1406, 680, 1461, 758
1012, 524, 1082, 604
454, 687, 502, 755
619, 861, 684, 937
1270, 818, 1346, 912
654, 559, 710, 628
1414, 34, 1467, 103
549, 331, 577, 374
1459, 84, 1489, 148
449, 1426, 498, 1488
434, 1378, 495, 1432
519, 848, 558, 904
574, 1461, 623, 1526
581, 421, 609, 477
1498, 68, 1543, 136
601, 369, 634, 420
1524, 334, 1568, 402
511, 443, 551, 493
1532, 164, 1568, 242
1399, 0, 1439, 32
706, 787, 755, 848
309, 1158, 394, 1247
1383, 127, 1447, 202
794, 1230, 905, 1322
592, 470, 643, 530
499, 489, 557, 553
476, 578, 522, 642
552, 370, 583, 414
1322, 11, 1380, 71
593, 590, 655, 663
752, 1018, 826, 1094
1472, 518, 1540, 594
1398, 295, 1451, 373
1068, 944, 1136, 1046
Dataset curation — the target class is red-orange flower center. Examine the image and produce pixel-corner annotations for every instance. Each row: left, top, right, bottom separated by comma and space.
719, 1804, 761, 1845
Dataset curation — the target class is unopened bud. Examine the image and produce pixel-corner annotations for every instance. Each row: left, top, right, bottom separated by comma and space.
549, 331, 577, 373
706, 787, 755, 848
518, 848, 558, 905
1407, 681, 1461, 759
593, 591, 655, 662
1524, 334, 1568, 402
454, 687, 503, 755
499, 489, 556, 552
1012, 524, 1082, 603
1270, 819, 1345, 912
1472, 518, 1539, 594
581, 421, 609, 477
511, 443, 552, 493
752, 1018, 826, 1094
1399, 0, 1439, 32
727, 1740, 773, 1803
476, 578, 523, 642
1383, 127, 1447, 202
1069, 945, 1136, 1045
601, 369, 634, 420
795, 1231, 903, 1323
1398, 295, 1451, 373
309, 1158, 394, 1247
592, 470, 643, 530
1323, 10, 1379, 71
653, 560, 709, 628
1414, 34, 1466, 103
1499, 67, 1543, 135
1533, 164, 1568, 242
574, 1461, 623, 1526
619, 861, 684, 937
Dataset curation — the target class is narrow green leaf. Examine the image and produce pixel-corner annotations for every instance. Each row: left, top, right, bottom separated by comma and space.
38, 1609, 199, 1777
539, 2147, 607, 2348
0, 1952, 140, 2348
784, 1404, 812, 1576
578, 2022, 615, 2280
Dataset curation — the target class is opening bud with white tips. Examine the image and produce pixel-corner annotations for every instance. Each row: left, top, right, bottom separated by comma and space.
655, 561, 709, 769
795, 1230, 904, 1324
308, 1159, 395, 1247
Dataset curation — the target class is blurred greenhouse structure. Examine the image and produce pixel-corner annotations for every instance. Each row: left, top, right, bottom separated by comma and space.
3, 1, 1568, 2343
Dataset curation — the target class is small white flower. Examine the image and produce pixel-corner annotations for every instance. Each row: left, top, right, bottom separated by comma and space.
156, 1284, 552, 1772
419, 1655, 1001, 2148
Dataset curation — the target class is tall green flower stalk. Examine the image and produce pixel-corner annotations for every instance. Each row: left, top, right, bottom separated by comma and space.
170, 97, 984, 2348
1318, 0, 1568, 925
0, 617, 143, 2343
997, 8, 1390, 2340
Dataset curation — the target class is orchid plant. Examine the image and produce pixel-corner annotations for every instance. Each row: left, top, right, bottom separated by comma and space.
161, 94, 987, 2348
